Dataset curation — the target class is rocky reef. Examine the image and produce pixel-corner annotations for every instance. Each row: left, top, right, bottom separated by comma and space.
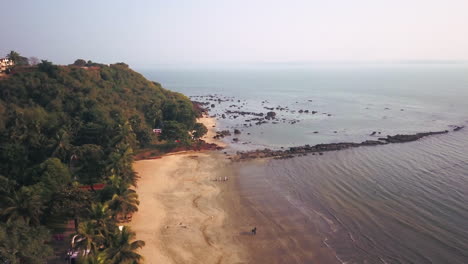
232, 130, 451, 161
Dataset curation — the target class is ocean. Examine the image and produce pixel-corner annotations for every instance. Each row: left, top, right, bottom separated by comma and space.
141, 63, 468, 263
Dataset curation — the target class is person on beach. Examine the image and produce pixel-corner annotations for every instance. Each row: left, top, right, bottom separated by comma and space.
251, 227, 257, 235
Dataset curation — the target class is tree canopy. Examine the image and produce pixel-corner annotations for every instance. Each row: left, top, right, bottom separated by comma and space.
0, 59, 205, 262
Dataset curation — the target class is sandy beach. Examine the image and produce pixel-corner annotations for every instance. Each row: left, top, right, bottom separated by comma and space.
130, 117, 248, 263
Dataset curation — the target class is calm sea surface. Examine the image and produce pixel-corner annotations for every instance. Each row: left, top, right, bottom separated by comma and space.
142, 64, 468, 263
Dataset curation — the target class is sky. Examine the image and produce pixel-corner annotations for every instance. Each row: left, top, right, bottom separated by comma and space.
1, 0, 468, 68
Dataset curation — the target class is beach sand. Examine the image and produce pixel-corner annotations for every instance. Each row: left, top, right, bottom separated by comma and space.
130, 117, 247, 263
131, 153, 244, 264
198, 116, 227, 148
131, 117, 339, 264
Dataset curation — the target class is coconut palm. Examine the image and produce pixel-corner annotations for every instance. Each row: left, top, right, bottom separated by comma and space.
106, 142, 137, 186
74, 221, 105, 257
88, 203, 114, 237
0, 186, 43, 225
98, 226, 145, 264
106, 180, 139, 222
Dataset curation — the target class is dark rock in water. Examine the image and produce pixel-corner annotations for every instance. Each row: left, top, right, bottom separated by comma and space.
453, 126, 464, 131
370, 131, 377, 136
299, 109, 304, 113
311, 111, 318, 114
232, 138, 239, 142
379, 130, 448, 143
226, 110, 264, 117
313, 131, 319, 134
213, 130, 232, 139
221, 114, 226, 119
304, 110, 309, 113
328, 114, 332, 116
231, 130, 450, 161
211, 104, 215, 108
265, 111, 276, 120
234, 129, 241, 135
308, 100, 313, 102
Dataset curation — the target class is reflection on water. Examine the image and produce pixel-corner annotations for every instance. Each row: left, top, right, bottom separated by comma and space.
237, 129, 468, 263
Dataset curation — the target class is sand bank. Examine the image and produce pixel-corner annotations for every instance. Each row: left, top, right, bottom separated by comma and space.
198, 116, 227, 148
131, 117, 248, 263
131, 152, 248, 264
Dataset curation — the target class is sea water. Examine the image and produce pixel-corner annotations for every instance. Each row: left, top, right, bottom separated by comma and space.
141, 63, 468, 263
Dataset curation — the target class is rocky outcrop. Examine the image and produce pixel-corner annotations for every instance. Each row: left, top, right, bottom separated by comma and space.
378, 130, 448, 143
231, 130, 449, 161
265, 111, 276, 120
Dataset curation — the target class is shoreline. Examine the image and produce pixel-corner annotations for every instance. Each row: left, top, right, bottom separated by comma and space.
130, 117, 250, 263
130, 114, 465, 264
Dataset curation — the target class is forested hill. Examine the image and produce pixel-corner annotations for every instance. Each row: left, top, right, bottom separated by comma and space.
0, 60, 204, 262
0, 61, 201, 182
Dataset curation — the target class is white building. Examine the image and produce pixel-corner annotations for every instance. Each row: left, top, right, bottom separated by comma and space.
0, 58, 14, 73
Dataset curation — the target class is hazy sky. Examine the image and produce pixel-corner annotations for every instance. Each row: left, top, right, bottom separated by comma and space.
1, 0, 468, 67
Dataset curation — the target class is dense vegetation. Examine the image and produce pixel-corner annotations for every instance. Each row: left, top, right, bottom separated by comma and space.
0, 53, 206, 263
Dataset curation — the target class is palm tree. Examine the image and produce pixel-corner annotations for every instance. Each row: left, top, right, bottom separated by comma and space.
88, 203, 114, 237
106, 180, 139, 222
74, 221, 105, 257
0, 186, 43, 225
6, 51, 20, 62
98, 226, 145, 264
106, 142, 137, 186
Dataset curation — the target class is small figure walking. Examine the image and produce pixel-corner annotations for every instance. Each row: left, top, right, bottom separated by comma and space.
251, 227, 257, 235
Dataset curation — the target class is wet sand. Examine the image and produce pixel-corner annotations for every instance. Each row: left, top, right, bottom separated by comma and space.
130, 117, 246, 263
131, 117, 340, 263
131, 152, 249, 264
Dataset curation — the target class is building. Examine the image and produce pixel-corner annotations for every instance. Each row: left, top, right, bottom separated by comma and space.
0, 58, 14, 73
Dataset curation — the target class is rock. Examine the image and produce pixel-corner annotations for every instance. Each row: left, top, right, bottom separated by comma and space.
211, 104, 215, 108
234, 129, 241, 135
299, 110, 304, 113
370, 131, 377, 136
231, 130, 450, 161
265, 111, 276, 120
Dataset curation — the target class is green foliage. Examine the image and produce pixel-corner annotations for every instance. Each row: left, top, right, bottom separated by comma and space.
192, 122, 208, 139
0, 60, 199, 260
37, 60, 59, 77
6, 51, 29, 66
0, 186, 44, 226
160, 120, 190, 142
47, 185, 93, 230
0, 220, 53, 264
33, 158, 72, 196
98, 226, 145, 264
74, 59, 87, 67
